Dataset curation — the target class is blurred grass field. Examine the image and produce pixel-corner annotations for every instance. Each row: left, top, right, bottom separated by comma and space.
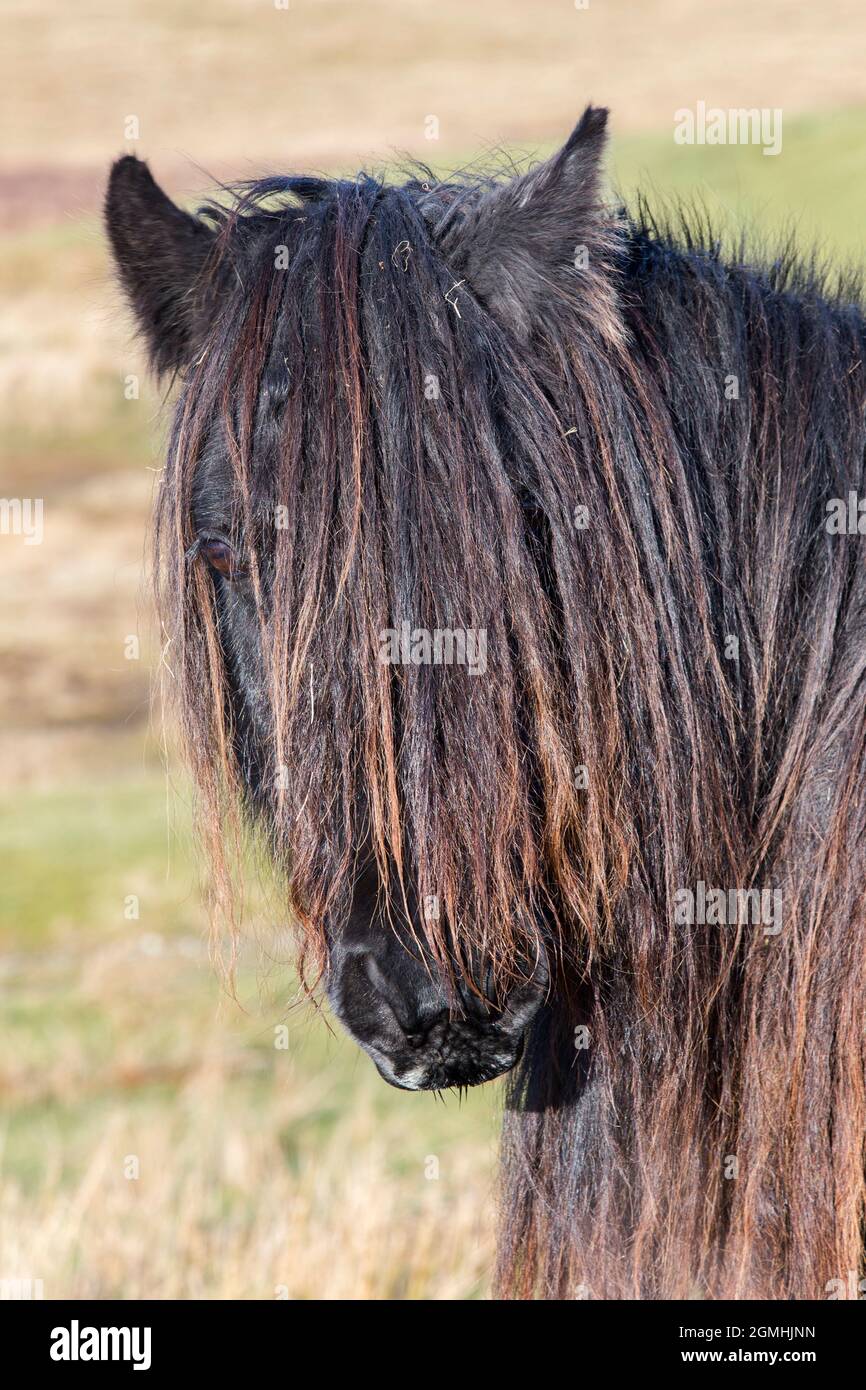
1, 0, 865, 1300
0, 771, 499, 1298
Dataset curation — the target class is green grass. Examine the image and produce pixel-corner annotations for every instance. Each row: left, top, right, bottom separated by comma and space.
610, 106, 866, 270
0, 775, 199, 946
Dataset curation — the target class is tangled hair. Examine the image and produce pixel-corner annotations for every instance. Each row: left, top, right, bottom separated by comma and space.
109, 108, 866, 1298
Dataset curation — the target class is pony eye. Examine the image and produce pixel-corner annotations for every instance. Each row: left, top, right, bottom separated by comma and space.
198, 537, 247, 580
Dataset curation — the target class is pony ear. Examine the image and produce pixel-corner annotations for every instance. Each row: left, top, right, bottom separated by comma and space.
105, 155, 219, 375
439, 106, 614, 340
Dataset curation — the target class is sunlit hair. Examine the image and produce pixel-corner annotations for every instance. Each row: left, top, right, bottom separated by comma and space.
151, 138, 866, 1298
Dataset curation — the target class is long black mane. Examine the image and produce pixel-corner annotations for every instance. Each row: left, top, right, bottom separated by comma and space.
107, 111, 866, 1297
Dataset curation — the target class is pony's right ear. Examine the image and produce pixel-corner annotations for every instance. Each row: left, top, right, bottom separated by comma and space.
105, 156, 219, 375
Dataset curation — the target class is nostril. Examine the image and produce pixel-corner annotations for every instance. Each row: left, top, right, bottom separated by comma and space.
483, 961, 496, 1005
362, 951, 451, 1042
362, 952, 416, 1030
499, 969, 548, 1034
457, 966, 502, 1023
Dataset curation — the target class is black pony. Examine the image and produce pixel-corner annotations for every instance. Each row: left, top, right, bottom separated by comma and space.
106, 108, 866, 1299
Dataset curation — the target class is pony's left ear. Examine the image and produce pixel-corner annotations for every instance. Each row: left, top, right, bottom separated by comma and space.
438, 106, 615, 341
105, 155, 219, 375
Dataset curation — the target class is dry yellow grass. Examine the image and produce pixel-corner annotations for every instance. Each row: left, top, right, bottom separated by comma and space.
1, 1077, 494, 1300
3, 0, 865, 173
0, 827, 500, 1300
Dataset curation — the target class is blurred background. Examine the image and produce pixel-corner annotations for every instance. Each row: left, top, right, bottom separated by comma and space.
1, 0, 864, 1299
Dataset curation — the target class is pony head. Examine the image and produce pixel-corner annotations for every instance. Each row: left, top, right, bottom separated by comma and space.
105, 109, 621, 1091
